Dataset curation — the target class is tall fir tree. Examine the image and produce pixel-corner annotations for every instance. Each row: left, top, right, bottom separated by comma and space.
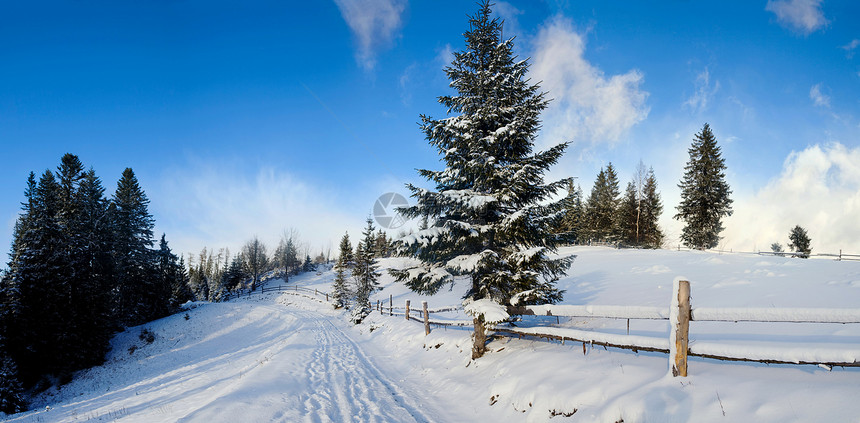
332, 232, 353, 309
4, 170, 71, 384
390, 2, 572, 358
584, 163, 620, 242
675, 123, 733, 249
111, 168, 157, 326
352, 218, 380, 323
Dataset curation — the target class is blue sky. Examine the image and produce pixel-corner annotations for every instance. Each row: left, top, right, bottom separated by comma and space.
2, 0, 859, 259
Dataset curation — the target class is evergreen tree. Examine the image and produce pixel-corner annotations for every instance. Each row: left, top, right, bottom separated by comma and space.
155, 235, 184, 313
675, 123, 733, 249
171, 256, 194, 307
5, 170, 71, 384
352, 218, 380, 323
616, 182, 640, 246
111, 168, 158, 326
69, 168, 115, 368
0, 346, 25, 414
332, 232, 353, 309
242, 237, 267, 291
390, 2, 572, 358
557, 181, 584, 243
220, 257, 247, 300
788, 225, 811, 258
302, 254, 315, 273
639, 168, 664, 248
771, 242, 784, 253
584, 163, 620, 242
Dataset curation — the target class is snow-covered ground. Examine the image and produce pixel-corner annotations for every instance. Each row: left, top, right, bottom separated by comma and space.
5, 247, 860, 422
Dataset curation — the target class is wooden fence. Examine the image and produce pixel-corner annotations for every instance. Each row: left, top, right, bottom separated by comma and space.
223, 284, 331, 302
385, 281, 860, 377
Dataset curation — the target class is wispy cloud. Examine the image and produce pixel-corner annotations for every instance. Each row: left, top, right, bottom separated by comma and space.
530, 16, 649, 149
810, 83, 830, 108
766, 0, 828, 34
152, 161, 360, 258
842, 39, 860, 58
334, 0, 407, 71
722, 143, 860, 253
684, 67, 720, 113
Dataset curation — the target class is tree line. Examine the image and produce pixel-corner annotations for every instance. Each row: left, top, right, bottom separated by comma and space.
0, 154, 192, 413
555, 161, 664, 249
331, 218, 394, 324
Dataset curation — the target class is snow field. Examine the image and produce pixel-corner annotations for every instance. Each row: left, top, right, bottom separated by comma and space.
6, 246, 860, 422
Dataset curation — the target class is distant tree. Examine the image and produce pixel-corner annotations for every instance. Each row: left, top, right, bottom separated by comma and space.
171, 256, 194, 307
220, 257, 248, 298
332, 232, 353, 309
585, 163, 621, 242
390, 2, 572, 359
352, 218, 380, 324
788, 225, 811, 258
374, 230, 391, 258
616, 181, 640, 246
557, 180, 584, 243
302, 254, 315, 272
274, 230, 301, 282
639, 168, 663, 248
675, 123, 733, 249
770, 243, 784, 253
242, 237, 268, 291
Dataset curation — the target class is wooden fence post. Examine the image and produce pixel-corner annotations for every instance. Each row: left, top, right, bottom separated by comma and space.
405, 300, 410, 321
389, 294, 393, 316
671, 280, 691, 377
422, 301, 430, 335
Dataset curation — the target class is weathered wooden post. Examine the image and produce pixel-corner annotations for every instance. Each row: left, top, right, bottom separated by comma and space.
405, 300, 410, 321
670, 279, 691, 377
389, 294, 393, 316
422, 301, 430, 335
376, 300, 380, 312
325, 293, 329, 301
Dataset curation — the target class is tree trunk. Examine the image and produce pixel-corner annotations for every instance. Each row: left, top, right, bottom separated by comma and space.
472, 316, 487, 359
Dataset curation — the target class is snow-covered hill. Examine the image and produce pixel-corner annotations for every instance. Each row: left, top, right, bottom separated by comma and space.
5, 247, 860, 422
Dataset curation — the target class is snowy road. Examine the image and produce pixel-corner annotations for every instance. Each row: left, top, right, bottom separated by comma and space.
12, 294, 444, 423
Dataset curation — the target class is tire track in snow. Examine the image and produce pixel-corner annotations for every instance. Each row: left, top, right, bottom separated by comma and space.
295, 309, 436, 423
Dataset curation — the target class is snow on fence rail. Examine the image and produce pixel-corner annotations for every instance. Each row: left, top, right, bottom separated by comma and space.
389, 280, 860, 376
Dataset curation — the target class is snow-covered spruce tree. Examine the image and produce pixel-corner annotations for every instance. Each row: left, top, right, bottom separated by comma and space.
788, 225, 811, 258
391, 2, 572, 359
332, 232, 353, 309
675, 123, 733, 250
584, 163, 621, 243
352, 218, 380, 324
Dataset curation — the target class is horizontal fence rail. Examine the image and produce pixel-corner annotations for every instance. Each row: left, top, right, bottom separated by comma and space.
388, 281, 860, 376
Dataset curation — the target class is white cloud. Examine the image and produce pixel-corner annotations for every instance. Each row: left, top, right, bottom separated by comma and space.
530, 16, 649, 149
152, 162, 361, 259
334, 0, 407, 71
684, 67, 720, 113
809, 83, 830, 108
766, 0, 828, 34
399, 63, 416, 106
721, 143, 860, 254
436, 44, 454, 67
842, 39, 860, 58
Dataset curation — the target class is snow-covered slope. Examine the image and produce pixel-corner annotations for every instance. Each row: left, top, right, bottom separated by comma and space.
5, 247, 860, 422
